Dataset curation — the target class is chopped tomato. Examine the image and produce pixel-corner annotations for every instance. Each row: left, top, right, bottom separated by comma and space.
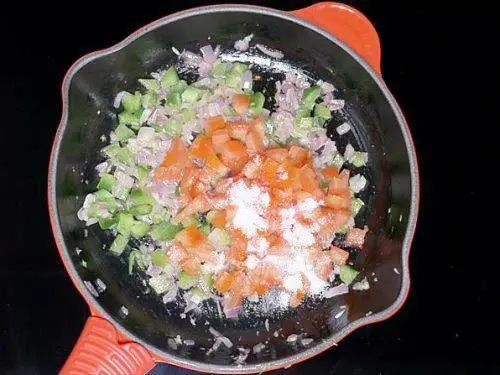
325, 192, 351, 210
174, 194, 211, 223
154, 137, 189, 181
320, 166, 340, 182
214, 271, 234, 293
245, 127, 264, 154
220, 140, 249, 173
251, 115, 265, 138
186, 240, 215, 263
175, 225, 205, 248
190, 135, 229, 176
211, 210, 226, 229
271, 187, 294, 205
329, 169, 350, 194
227, 230, 247, 264
227, 121, 250, 142
232, 94, 251, 114
313, 251, 334, 280
330, 245, 349, 265
204, 115, 225, 136
289, 289, 306, 308
265, 148, 288, 163
344, 227, 368, 248
288, 145, 309, 167
211, 128, 230, 154
182, 257, 201, 276
298, 165, 320, 193
259, 157, 279, 187
179, 167, 201, 198
242, 155, 263, 179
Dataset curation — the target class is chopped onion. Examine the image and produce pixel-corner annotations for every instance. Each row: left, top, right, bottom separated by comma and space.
171, 46, 180, 56
184, 339, 195, 346
256, 44, 284, 59
234, 34, 253, 51
301, 338, 314, 346
207, 102, 222, 117
95, 278, 106, 293
240, 70, 253, 90
344, 143, 355, 161
113, 91, 126, 109
84, 280, 99, 297
252, 342, 266, 353
322, 283, 349, 298
200, 45, 217, 64
180, 50, 203, 66
349, 174, 367, 193
352, 277, 370, 291
336, 122, 351, 135
286, 334, 298, 343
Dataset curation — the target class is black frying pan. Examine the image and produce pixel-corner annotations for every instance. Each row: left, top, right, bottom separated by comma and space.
48, 3, 419, 374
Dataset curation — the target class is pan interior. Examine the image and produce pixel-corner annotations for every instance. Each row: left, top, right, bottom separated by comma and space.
54, 9, 413, 367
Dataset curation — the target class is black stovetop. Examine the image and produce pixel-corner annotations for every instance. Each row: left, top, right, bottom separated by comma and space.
1, 1, 497, 374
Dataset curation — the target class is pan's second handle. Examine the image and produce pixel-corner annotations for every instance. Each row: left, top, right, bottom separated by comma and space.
292, 2, 381, 76
60, 316, 155, 375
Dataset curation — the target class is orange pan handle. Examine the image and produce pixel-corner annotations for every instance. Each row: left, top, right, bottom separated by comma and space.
292, 2, 382, 76
60, 316, 155, 374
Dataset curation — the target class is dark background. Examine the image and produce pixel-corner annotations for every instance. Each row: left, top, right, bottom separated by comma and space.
1, 1, 498, 374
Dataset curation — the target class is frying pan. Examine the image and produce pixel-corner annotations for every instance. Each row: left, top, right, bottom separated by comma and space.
48, 2, 419, 374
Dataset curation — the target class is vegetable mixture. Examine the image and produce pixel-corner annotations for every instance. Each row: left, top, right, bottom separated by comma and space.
78, 42, 370, 318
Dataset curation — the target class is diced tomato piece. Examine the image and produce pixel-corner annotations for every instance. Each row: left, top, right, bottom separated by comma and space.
271, 187, 294, 205
345, 226, 368, 248
179, 167, 201, 198
154, 137, 189, 181
232, 94, 251, 114
288, 145, 309, 167
289, 289, 305, 308
211, 128, 230, 154
227, 229, 247, 264
242, 155, 263, 179
174, 194, 211, 224
214, 271, 234, 293
227, 121, 250, 142
188, 240, 215, 263
260, 157, 280, 186
299, 165, 320, 193
204, 115, 225, 136
181, 257, 202, 276
320, 166, 340, 182
265, 148, 288, 163
209, 210, 224, 229
329, 169, 350, 194
245, 127, 264, 154
251, 115, 265, 138
325, 192, 351, 210
330, 245, 349, 266
190, 135, 229, 176
313, 251, 334, 280
175, 225, 205, 248
220, 140, 249, 173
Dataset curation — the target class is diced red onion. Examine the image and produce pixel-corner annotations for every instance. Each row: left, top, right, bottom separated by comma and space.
171, 46, 181, 56
207, 102, 222, 117
344, 143, 355, 161
301, 338, 314, 346
286, 334, 298, 343
84, 280, 99, 297
200, 45, 217, 64
180, 50, 203, 66
240, 70, 253, 90
113, 91, 126, 109
234, 34, 253, 51
336, 122, 351, 135
184, 339, 195, 346
317, 80, 336, 94
271, 110, 295, 143
198, 61, 213, 77
256, 44, 284, 59
352, 277, 370, 291
322, 283, 349, 298
224, 305, 241, 319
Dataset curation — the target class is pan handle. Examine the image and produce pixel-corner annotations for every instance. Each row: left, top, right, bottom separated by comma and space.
60, 316, 155, 375
292, 2, 382, 76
